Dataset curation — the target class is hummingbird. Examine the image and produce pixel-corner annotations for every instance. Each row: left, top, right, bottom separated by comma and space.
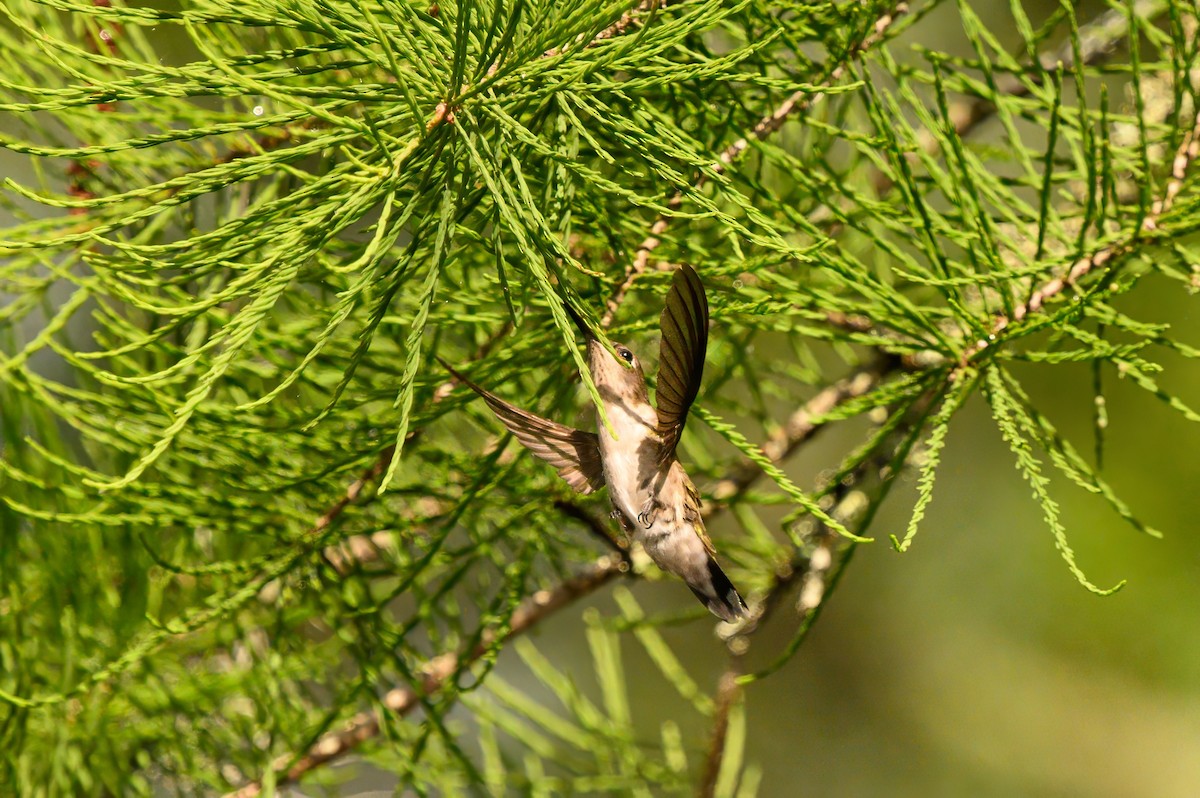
442, 265, 747, 622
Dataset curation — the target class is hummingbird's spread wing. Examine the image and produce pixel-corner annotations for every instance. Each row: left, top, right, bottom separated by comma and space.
655, 264, 709, 464
441, 359, 606, 494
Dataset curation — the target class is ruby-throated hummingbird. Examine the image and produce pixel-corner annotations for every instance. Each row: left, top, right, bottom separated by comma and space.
442, 265, 747, 622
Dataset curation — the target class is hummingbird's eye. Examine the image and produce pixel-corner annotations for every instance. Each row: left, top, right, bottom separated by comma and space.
618, 348, 634, 363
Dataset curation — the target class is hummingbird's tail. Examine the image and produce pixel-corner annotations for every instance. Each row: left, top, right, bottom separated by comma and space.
687, 556, 747, 623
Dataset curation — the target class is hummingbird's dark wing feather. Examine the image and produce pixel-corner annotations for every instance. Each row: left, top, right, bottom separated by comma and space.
439, 359, 606, 494
655, 264, 708, 464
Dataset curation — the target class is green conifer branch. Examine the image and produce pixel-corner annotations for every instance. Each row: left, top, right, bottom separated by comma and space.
2, 0, 1199, 792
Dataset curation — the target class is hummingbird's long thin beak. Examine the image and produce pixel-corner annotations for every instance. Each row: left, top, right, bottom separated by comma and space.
563, 299, 595, 341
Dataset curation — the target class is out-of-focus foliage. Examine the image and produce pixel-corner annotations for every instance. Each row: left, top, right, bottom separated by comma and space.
1, 0, 1198, 793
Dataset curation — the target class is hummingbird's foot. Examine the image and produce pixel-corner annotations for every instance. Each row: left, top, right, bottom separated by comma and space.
636, 498, 660, 529
608, 504, 635, 543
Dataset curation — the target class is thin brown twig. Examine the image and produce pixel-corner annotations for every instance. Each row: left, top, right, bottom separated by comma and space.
225, 555, 625, 798
305, 322, 511, 569
543, 0, 677, 59
602, 2, 909, 326
750, 447, 886, 632
875, 0, 1167, 195
963, 108, 1200, 363
554, 499, 632, 560
698, 667, 742, 798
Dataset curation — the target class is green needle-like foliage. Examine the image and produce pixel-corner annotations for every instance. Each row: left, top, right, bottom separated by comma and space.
2, 0, 1199, 793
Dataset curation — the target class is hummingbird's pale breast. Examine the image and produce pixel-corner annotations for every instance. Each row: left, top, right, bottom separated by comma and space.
587, 339, 659, 526
595, 400, 657, 528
